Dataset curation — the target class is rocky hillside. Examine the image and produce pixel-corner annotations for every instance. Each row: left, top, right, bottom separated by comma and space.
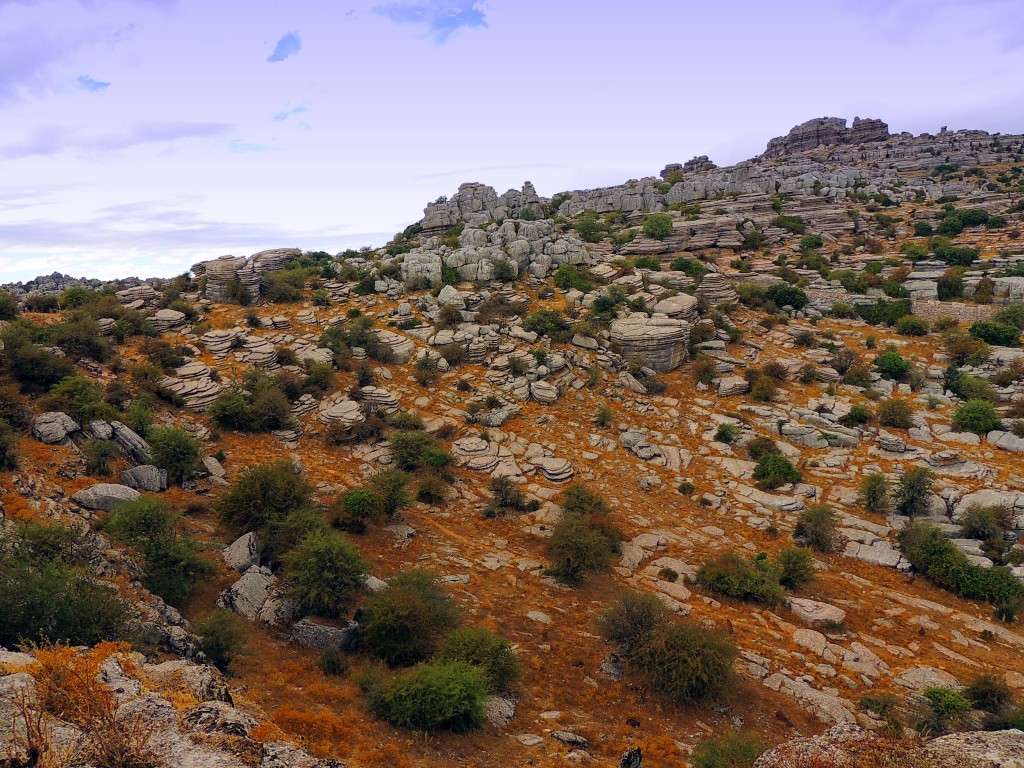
3, 116, 1024, 767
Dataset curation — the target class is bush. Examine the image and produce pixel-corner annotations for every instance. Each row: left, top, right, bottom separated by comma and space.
631, 621, 737, 703
388, 430, 446, 472
105, 498, 212, 607
714, 423, 740, 443
0, 541, 128, 647
878, 398, 915, 429
217, 459, 313, 535
642, 213, 674, 240
964, 674, 1015, 714
84, 439, 120, 476
859, 473, 891, 513
752, 453, 801, 490
750, 376, 777, 403
265, 269, 306, 303
333, 488, 383, 533
874, 347, 910, 380
368, 470, 411, 517
960, 505, 1014, 542
764, 284, 808, 310
370, 662, 488, 732
770, 215, 807, 234
858, 299, 913, 326
209, 386, 293, 433
360, 569, 460, 667
670, 258, 708, 279
437, 627, 520, 692
894, 467, 934, 518
839, 404, 873, 428
970, 321, 1020, 347
196, 609, 249, 671
778, 546, 816, 590
553, 264, 593, 292
697, 552, 786, 607
952, 399, 1001, 434
746, 437, 781, 461
0, 289, 18, 320
899, 521, 1024, 609
598, 591, 672, 655
937, 270, 965, 300
317, 649, 350, 676
545, 511, 618, 586
897, 317, 929, 336
147, 427, 201, 485
522, 309, 572, 341
41, 374, 113, 422
692, 732, 768, 768
920, 687, 973, 735
483, 476, 539, 517
284, 530, 367, 619
0, 328, 73, 394
994, 304, 1024, 331
795, 505, 840, 553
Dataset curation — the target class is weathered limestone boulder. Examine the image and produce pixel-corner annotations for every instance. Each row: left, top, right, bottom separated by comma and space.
695, 273, 738, 305
216, 566, 276, 620
609, 315, 690, 372
120, 465, 168, 492
71, 483, 140, 511
763, 116, 888, 157
31, 412, 80, 444
788, 598, 846, 628
222, 532, 261, 572
111, 421, 153, 464
290, 618, 359, 651
651, 293, 699, 321
894, 666, 960, 691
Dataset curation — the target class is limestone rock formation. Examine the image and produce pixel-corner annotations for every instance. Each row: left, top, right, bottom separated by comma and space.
764, 116, 889, 157
610, 315, 690, 372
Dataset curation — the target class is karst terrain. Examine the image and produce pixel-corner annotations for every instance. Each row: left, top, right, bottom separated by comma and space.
3, 116, 1024, 767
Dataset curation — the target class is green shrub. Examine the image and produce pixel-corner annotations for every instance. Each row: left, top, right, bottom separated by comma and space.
778, 546, 816, 590
859, 473, 891, 513
217, 458, 313, 537
750, 376, 777, 403
368, 470, 411, 516
697, 552, 785, 607
522, 309, 572, 341
598, 590, 672, 655
0, 289, 19, 320
994, 304, 1024, 331
670, 258, 708, 279
633, 255, 662, 271
770, 215, 807, 234
752, 453, 801, 490
857, 299, 912, 326
839, 404, 873, 428
894, 467, 934, 518
0, 422, 17, 471
265, 268, 306, 303
919, 687, 973, 735
388, 430, 448, 472
799, 234, 824, 252
147, 427, 201, 485
41, 374, 114, 422
195, 609, 249, 671
937, 270, 965, 300
714, 423, 740, 443
692, 732, 768, 768
209, 386, 293, 433
952, 399, 1001, 434
284, 530, 367, 619
317, 649, 350, 676
642, 214, 674, 240
631, 621, 737, 703
959, 505, 1014, 542
370, 661, 488, 732
545, 511, 618, 586
964, 673, 1015, 714
898, 520, 1024, 608
874, 347, 910, 380
896, 317, 929, 336
970, 321, 1020, 347
105, 498, 212, 607
360, 569, 460, 667
84, 439, 120, 476
794, 505, 840, 553
437, 627, 520, 692
878, 398, 915, 429
552, 264, 593, 292
483, 476, 539, 517
764, 284, 808, 310
333, 488, 383, 533
746, 437, 781, 461
0, 536, 128, 647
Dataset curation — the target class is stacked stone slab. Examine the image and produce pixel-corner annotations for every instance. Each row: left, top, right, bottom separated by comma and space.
375, 330, 415, 363
318, 398, 364, 431
151, 308, 187, 333
695, 274, 738, 305
200, 329, 241, 357
530, 380, 559, 405
159, 361, 223, 412
115, 284, 161, 308
359, 386, 400, 414
610, 315, 690, 372
651, 294, 699, 321
234, 336, 278, 368
195, 248, 299, 303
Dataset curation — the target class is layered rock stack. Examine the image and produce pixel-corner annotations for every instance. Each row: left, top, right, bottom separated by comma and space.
194, 248, 299, 303
610, 315, 690, 372
359, 386, 400, 414
318, 398, 364, 431
158, 361, 223, 411
115, 284, 161, 308
763, 116, 889, 157
151, 308, 187, 333
695, 273, 738, 305
200, 328, 242, 357
651, 293, 699, 322
234, 336, 278, 368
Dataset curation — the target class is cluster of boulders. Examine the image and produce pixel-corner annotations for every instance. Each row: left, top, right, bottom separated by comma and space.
192, 248, 299, 303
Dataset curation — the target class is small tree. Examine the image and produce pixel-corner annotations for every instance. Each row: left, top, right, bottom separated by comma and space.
874, 347, 910, 380
642, 213, 674, 240
217, 459, 312, 534
752, 453, 801, 490
893, 467, 934, 518
952, 399, 1001, 434
859, 473, 891, 513
777, 547, 816, 590
360, 569, 460, 667
147, 427, 201, 485
284, 530, 367, 618
878, 398, 915, 429
631, 622, 737, 703
697, 552, 785, 607
794, 505, 840, 553
545, 512, 618, 586
598, 590, 672, 654
84, 439, 120, 476
764, 284, 808, 310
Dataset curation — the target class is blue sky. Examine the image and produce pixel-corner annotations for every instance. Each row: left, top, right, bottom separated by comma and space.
1, 0, 1023, 282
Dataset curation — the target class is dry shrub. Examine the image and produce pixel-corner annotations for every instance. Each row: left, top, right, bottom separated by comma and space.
27, 644, 159, 768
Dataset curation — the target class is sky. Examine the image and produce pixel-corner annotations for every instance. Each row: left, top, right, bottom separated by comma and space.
1, 0, 1023, 283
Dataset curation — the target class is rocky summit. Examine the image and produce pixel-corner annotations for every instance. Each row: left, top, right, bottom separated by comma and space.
3, 116, 1024, 768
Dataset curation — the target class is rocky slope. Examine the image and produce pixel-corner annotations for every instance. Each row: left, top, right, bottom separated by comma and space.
2, 116, 1024, 767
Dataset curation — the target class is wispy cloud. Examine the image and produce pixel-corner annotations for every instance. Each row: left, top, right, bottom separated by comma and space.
228, 139, 279, 153
266, 31, 301, 62
77, 74, 109, 92
273, 106, 307, 121
0, 122, 232, 159
373, 0, 486, 43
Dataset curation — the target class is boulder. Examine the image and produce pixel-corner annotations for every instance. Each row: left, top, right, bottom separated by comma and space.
290, 618, 359, 652
71, 483, 140, 511
31, 412, 80, 444
222, 532, 261, 572
610, 315, 690, 372
216, 566, 276, 620
788, 598, 846, 628
120, 465, 168, 492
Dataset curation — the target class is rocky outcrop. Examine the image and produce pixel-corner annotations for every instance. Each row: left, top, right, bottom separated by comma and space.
71, 483, 141, 511
763, 116, 889, 157
194, 248, 299, 303
31, 411, 80, 444
610, 315, 690, 372
120, 465, 168, 492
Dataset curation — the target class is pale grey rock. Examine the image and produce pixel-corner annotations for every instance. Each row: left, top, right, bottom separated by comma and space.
120, 465, 168, 492
223, 532, 261, 572
71, 483, 141, 511
31, 411, 80, 443
290, 618, 359, 652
